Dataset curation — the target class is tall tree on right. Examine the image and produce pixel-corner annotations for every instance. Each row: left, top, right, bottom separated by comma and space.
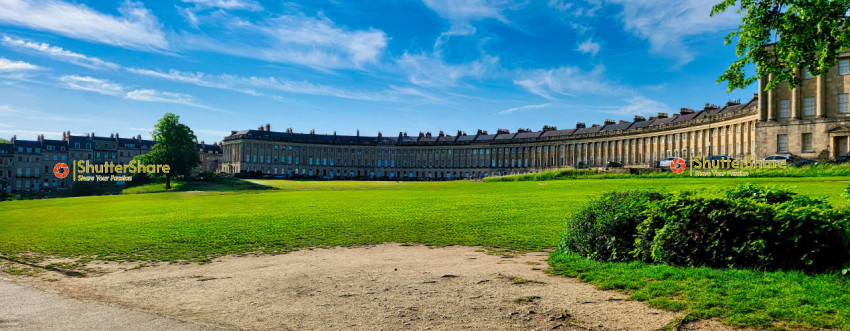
713, 0, 850, 92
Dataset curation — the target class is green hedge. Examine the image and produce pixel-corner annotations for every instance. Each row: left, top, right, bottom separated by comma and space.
561, 184, 850, 272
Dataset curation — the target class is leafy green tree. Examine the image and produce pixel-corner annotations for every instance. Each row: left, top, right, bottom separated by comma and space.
136, 113, 200, 189
712, 0, 850, 92
0, 138, 9, 144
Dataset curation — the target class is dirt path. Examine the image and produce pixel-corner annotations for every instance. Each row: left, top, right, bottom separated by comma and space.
8, 244, 733, 330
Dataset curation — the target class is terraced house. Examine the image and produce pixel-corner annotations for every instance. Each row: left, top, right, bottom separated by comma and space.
221, 63, 850, 180
0, 133, 222, 193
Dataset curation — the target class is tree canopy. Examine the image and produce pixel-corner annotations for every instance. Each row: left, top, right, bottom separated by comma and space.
712, 0, 850, 92
136, 113, 200, 189
0, 138, 9, 144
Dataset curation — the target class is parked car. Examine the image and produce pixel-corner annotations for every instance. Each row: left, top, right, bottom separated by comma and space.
831, 155, 850, 164
762, 154, 817, 166
657, 157, 687, 170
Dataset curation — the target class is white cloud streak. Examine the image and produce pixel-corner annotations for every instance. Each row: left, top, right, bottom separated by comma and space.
58, 75, 220, 111
0, 58, 39, 71
1, 35, 119, 70
498, 103, 550, 114
0, 0, 168, 51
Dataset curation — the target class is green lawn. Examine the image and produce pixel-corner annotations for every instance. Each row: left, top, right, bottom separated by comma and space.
1, 176, 848, 262
1, 176, 848, 329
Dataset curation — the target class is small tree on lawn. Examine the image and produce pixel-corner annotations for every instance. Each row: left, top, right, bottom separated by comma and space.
137, 113, 200, 189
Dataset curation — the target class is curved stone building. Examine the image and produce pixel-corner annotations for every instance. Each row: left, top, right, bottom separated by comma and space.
220, 65, 850, 180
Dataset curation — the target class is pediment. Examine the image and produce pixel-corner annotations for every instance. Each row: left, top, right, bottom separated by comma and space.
827, 125, 850, 134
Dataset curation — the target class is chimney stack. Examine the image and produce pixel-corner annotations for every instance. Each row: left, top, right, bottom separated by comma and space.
576, 122, 586, 129
680, 108, 694, 115
657, 112, 668, 119
634, 115, 645, 122
265, 123, 270, 132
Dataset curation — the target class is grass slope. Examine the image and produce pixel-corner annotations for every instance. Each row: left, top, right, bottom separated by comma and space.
0, 177, 848, 262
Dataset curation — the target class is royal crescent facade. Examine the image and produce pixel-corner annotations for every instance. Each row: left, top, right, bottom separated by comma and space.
220, 61, 850, 180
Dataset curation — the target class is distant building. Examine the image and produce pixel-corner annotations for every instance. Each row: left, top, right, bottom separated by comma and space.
0, 132, 221, 193
220, 82, 848, 180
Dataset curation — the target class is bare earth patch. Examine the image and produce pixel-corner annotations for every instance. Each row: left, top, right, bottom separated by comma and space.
9, 244, 736, 330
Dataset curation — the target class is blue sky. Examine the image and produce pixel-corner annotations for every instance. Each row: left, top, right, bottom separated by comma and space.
0, 0, 755, 143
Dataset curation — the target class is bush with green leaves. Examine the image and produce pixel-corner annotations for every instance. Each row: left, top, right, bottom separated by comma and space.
562, 184, 850, 272
560, 190, 664, 262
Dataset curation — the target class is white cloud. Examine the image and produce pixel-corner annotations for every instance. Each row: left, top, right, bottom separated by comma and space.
127, 67, 389, 101
59, 75, 125, 96
127, 68, 260, 95
398, 53, 499, 87
605, 0, 741, 67
577, 38, 600, 56
498, 103, 550, 114
176, 13, 387, 70
423, 0, 509, 36
0, 58, 39, 71
0, 0, 167, 51
1, 35, 119, 70
613, 95, 670, 116
514, 65, 623, 99
58, 75, 218, 111
182, 0, 262, 11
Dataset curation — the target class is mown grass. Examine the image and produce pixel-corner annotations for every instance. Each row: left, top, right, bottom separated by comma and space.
0, 177, 847, 262
549, 251, 850, 330
484, 163, 850, 182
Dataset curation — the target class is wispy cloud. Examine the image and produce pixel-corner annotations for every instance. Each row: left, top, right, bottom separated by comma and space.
398, 53, 499, 87
58, 75, 220, 111
1, 35, 119, 70
0, 57, 39, 71
181, 0, 262, 11
126, 68, 260, 96
498, 103, 550, 114
59, 75, 124, 96
577, 37, 600, 56
0, 0, 167, 51
423, 0, 509, 36
514, 65, 623, 99
605, 0, 741, 67
175, 12, 387, 70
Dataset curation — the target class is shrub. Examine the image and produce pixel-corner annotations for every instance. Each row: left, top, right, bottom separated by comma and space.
563, 184, 850, 272
560, 191, 664, 262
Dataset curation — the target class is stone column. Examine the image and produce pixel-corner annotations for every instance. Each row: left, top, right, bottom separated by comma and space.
767, 74, 775, 121
816, 73, 826, 117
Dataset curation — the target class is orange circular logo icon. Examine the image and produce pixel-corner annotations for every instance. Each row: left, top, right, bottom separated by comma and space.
670, 158, 686, 174
53, 163, 69, 179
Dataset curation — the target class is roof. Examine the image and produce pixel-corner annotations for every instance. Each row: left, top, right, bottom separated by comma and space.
198, 143, 222, 153
475, 134, 496, 141
513, 131, 542, 139
600, 122, 632, 132
540, 129, 574, 138
13, 140, 41, 148
648, 117, 674, 126
495, 132, 516, 140
574, 126, 602, 135
437, 135, 456, 142
671, 111, 701, 123
455, 135, 476, 142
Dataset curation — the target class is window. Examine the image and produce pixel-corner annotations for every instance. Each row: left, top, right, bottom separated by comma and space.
840, 59, 850, 75
804, 67, 814, 79
780, 99, 790, 118
802, 133, 813, 152
804, 97, 815, 116
840, 94, 850, 113
777, 134, 789, 153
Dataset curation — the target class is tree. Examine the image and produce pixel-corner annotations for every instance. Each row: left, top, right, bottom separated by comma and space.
712, 0, 850, 92
136, 113, 200, 189
0, 138, 9, 144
